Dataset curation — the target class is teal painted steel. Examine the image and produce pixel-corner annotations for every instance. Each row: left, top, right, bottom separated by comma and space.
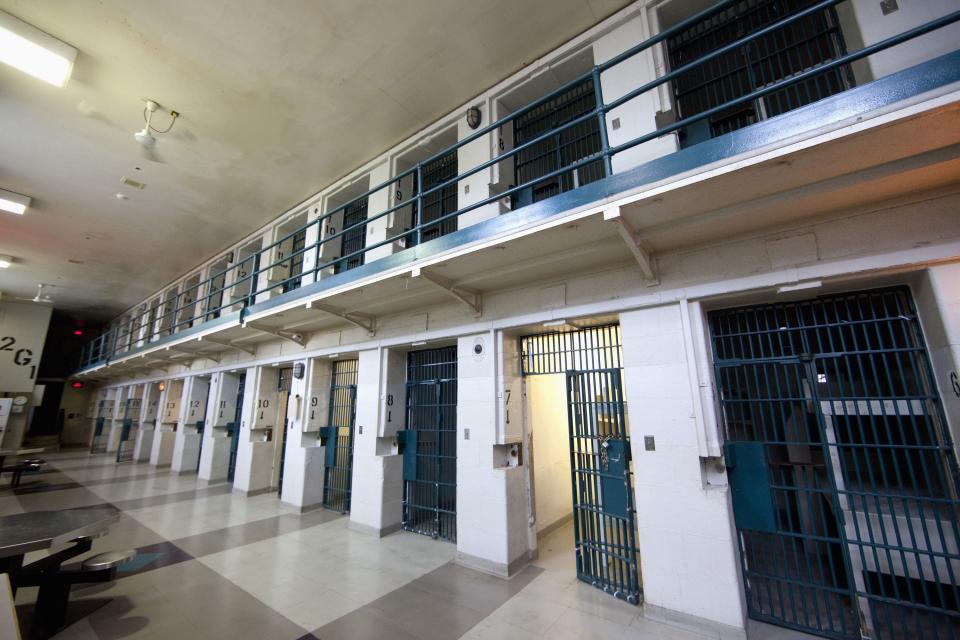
277, 367, 293, 495
711, 287, 960, 640
90, 415, 107, 454
520, 325, 640, 604
400, 430, 418, 482
565, 368, 641, 604
322, 359, 358, 513
227, 373, 246, 484
76, 5, 960, 371
725, 441, 777, 533
402, 347, 458, 542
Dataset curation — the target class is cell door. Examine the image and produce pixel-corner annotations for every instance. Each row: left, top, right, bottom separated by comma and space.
276, 368, 293, 494
227, 374, 246, 483
566, 368, 642, 604
401, 346, 458, 541
712, 287, 960, 640
334, 198, 367, 274
116, 399, 135, 463
323, 359, 359, 513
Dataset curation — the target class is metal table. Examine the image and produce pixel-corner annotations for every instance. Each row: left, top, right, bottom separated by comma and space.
0, 506, 121, 639
0, 507, 120, 560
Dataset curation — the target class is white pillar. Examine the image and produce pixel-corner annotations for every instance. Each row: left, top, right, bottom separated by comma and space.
280, 358, 332, 510
233, 367, 281, 495
150, 379, 181, 467
349, 348, 404, 536
454, 333, 531, 577
171, 376, 210, 474
619, 304, 745, 630
134, 382, 159, 462
915, 263, 960, 455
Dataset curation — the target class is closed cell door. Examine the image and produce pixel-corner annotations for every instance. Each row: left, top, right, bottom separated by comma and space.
401, 346, 458, 541
227, 374, 246, 483
711, 287, 960, 640
323, 359, 358, 513
276, 368, 293, 495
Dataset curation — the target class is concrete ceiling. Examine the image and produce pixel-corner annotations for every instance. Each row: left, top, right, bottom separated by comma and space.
0, 0, 631, 321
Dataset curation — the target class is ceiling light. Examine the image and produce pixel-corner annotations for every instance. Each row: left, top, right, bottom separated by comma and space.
542, 319, 567, 327
0, 188, 30, 215
0, 255, 12, 269
0, 10, 77, 87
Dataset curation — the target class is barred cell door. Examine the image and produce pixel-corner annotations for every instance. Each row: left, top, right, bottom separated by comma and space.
322, 359, 359, 513
401, 346, 458, 541
711, 287, 960, 640
566, 368, 641, 604
227, 374, 246, 484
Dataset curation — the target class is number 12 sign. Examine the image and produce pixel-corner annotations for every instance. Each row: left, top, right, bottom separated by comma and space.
0, 303, 53, 393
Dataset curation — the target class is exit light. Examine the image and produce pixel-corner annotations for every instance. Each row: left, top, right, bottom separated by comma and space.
71, 381, 84, 389
73, 329, 84, 336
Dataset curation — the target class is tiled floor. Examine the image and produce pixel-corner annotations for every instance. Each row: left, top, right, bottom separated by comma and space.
2, 451, 715, 639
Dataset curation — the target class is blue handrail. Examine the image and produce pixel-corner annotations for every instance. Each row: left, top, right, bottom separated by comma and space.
77, 0, 960, 371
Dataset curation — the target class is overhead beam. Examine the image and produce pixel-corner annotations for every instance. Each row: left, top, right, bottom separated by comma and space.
306, 301, 376, 336
198, 336, 257, 356
411, 267, 482, 315
244, 322, 307, 346
604, 206, 658, 285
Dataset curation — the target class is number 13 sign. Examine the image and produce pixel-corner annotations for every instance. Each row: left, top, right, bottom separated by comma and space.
0, 303, 53, 393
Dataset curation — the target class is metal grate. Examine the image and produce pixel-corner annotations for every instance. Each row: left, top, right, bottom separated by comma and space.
403, 346, 458, 541
711, 287, 960, 640
567, 368, 642, 604
277, 367, 293, 494
667, 0, 853, 147
520, 324, 622, 375
512, 77, 605, 207
115, 398, 138, 463
282, 229, 307, 293
412, 151, 458, 246
227, 373, 246, 483
334, 197, 368, 274
323, 359, 359, 513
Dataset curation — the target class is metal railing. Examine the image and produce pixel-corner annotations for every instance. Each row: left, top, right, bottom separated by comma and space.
76, 0, 960, 370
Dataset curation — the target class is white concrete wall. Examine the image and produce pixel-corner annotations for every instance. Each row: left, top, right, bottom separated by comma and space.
171, 376, 210, 474
915, 263, 960, 459
455, 333, 531, 577
280, 359, 329, 510
199, 372, 240, 482
527, 374, 573, 533
620, 304, 744, 629
349, 348, 404, 535
849, 0, 960, 81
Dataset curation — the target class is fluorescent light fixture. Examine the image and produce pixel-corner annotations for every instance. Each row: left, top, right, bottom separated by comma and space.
542, 319, 567, 327
0, 255, 12, 269
411, 340, 427, 346
0, 10, 76, 87
777, 280, 822, 294
0, 188, 31, 215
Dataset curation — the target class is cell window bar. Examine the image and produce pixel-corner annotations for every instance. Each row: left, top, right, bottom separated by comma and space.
334, 197, 368, 274
322, 359, 359, 513
281, 229, 307, 293
666, 0, 854, 148
520, 324, 622, 376
402, 346, 458, 542
511, 77, 605, 208
711, 286, 960, 640
411, 150, 458, 247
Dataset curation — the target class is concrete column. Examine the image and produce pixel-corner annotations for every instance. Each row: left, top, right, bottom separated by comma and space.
619, 305, 745, 631
105, 386, 128, 453
134, 382, 159, 462
172, 376, 210, 474
233, 367, 282, 495
363, 162, 395, 263
280, 358, 332, 511
151, 379, 181, 467
349, 348, 404, 536
454, 333, 531, 578
915, 263, 960, 456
